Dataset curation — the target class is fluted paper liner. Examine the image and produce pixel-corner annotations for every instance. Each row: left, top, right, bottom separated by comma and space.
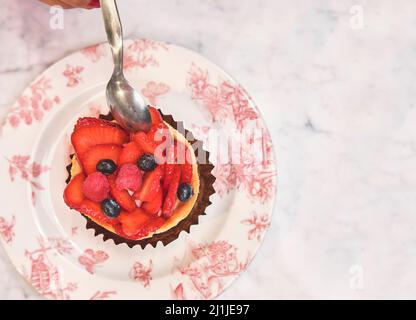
66, 110, 216, 249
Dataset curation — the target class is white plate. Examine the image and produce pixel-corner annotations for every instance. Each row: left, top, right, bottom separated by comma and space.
0, 39, 276, 300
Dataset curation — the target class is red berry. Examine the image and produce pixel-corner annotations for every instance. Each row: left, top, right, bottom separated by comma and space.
63, 173, 85, 208
80, 144, 121, 175
115, 163, 142, 192
117, 208, 151, 239
71, 118, 128, 156
119, 141, 143, 165
82, 172, 110, 202
132, 131, 158, 154
148, 106, 163, 125
108, 175, 137, 212
78, 199, 116, 226
133, 166, 163, 202
142, 185, 163, 215
162, 165, 181, 218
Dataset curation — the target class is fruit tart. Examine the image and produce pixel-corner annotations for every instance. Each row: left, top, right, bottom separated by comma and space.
63, 107, 215, 248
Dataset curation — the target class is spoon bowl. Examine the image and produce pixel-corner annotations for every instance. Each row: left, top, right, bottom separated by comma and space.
100, 0, 151, 132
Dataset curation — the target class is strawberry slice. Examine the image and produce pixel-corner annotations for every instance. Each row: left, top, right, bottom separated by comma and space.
132, 131, 158, 154
80, 144, 121, 174
133, 166, 163, 202
108, 176, 137, 212
162, 142, 177, 189
117, 208, 151, 239
118, 141, 143, 165
142, 185, 163, 215
181, 163, 193, 184
63, 173, 85, 208
147, 121, 169, 142
148, 106, 163, 125
78, 199, 115, 226
71, 119, 128, 156
74, 117, 121, 131
181, 147, 193, 184
162, 165, 181, 218
143, 216, 166, 233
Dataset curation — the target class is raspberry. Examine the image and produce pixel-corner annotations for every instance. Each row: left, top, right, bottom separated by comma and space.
82, 172, 110, 202
115, 164, 142, 192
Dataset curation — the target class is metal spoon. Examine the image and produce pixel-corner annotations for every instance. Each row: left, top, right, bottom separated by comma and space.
100, 0, 151, 132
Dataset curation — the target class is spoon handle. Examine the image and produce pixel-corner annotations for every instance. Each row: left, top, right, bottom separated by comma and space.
100, 0, 124, 76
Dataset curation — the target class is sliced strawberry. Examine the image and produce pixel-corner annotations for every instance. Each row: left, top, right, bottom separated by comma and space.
181, 147, 193, 184
78, 199, 115, 226
143, 216, 166, 233
142, 185, 163, 215
71, 122, 128, 156
181, 163, 193, 184
162, 165, 181, 218
132, 131, 158, 154
117, 208, 151, 239
133, 166, 163, 202
148, 106, 163, 125
118, 141, 143, 165
63, 173, 85, 208
80, 144, 121, 174
147, 122, 169, 143
75, 117, 112, 130
108, 176, 136, 212
162, 143, 178, 189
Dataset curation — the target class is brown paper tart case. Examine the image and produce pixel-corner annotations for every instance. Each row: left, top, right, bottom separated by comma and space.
66, 110, 216, 249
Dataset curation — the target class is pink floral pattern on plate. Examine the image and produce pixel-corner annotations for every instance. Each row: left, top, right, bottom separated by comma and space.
141, 81, 170, 105
172, 241, 250, 300
78, 249, 109, 274
130, 259, 153, 288
188, 63, 258, 130
90, 290, 117, 300
124, 39, 169, 70
7, 155, 49, 205
0, 215, 15, 244
63, 64, 84, 88
81, 43, 107, 63
4, 76, 60, 129
241, 211, 271, 241
22, 237, 76, 300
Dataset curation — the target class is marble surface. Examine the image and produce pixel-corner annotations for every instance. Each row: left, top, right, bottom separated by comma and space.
1, 0, 416, 300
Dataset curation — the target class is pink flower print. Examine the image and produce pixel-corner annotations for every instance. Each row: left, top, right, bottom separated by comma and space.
0, 215, 15, 244
187, 64, 258, 129
123, 39, 168, 71
81, 44, 107, 63
7, 155, 49, 205
23, 237, 76, 299
175, 241, 249, 299
63, 64, 84, 88
78, 249, 109, 274
5, 76, 60, 129
8, 115, 20, 128
130, 259, 153, 288
42, 99, 53, 111
90, 290, 117, 300
141, 81, 170, 105
171, 283, 186, 300
241, 211, 271, 241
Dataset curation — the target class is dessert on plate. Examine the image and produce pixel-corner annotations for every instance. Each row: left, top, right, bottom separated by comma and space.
63, 106, 215, 248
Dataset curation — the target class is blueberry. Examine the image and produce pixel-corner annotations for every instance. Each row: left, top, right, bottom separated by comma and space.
101, 199, 121, 218
177, 183, 193, 202
96, 159, 117, 175
138, 154, 156, 172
